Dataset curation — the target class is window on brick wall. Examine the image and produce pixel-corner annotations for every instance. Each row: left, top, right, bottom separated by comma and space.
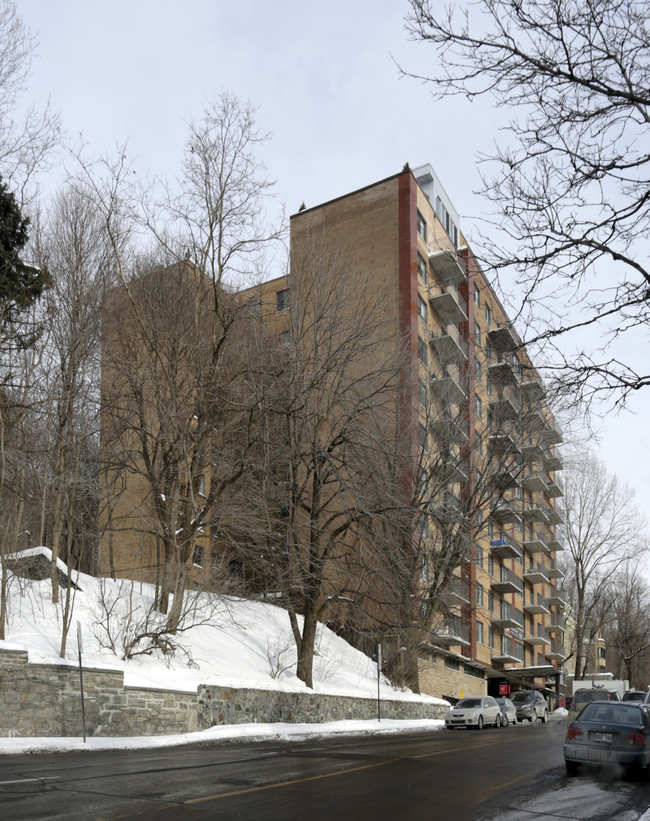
417, 252, 427, 282
418, 336, 428, 365
418, 293, 428, 324
417, 210, 427, 241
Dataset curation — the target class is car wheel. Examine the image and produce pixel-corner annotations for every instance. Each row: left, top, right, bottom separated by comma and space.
528, 716, 534, 722
502, 714, 509, 727
495, 714, 501, 727
566, 760, 579, 776
541, 710, 548, 723
477, 715, 484, 730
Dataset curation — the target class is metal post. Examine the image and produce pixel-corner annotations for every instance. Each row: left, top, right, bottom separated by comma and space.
77, 622, 87, 743
377, 641, 382, 722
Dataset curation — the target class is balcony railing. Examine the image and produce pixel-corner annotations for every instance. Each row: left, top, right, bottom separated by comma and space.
492, 501, 523, 526
523, 563, 551, 585
491, 601, 524, 629
489, 537, 521, 560
492, 635, 525, 664
487, 325, 518, 354
428, 290, 468, 325
430, 373, 467, 407
427, 247, 467, 284
523, 593, 550, 615
442, 575, 471, 605
491, 566, 523, 595
430, 332, 468, 364
522, 471, 548, 493
432, 617, 471, 647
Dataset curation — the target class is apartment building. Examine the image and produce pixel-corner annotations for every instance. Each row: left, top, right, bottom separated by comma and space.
267, 164, 567, 701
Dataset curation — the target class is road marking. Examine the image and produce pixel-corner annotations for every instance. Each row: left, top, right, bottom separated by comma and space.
185, 757, 399, 805
0, 777, 60, 785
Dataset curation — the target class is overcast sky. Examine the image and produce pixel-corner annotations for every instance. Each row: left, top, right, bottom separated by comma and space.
15, 0, 650, 558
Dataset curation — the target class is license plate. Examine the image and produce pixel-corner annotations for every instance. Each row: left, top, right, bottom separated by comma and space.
594, 732, 612, 744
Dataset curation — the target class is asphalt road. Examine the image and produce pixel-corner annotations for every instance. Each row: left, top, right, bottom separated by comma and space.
1, 718, 649, 820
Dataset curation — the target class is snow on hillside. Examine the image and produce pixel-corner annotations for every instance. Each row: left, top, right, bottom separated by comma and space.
1, 547, 443, 705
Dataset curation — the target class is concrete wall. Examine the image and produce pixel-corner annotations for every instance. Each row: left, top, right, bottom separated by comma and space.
0, 647, 447, 738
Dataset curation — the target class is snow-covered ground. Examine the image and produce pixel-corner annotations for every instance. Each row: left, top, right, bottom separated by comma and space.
0, 547, 445, 754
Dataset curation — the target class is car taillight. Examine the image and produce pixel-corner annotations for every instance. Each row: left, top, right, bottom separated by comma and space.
625, 732, 645, 746
566, 726, 583, 740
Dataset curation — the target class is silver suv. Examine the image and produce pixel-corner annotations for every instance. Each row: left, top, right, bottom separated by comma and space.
511, 690, 548, 723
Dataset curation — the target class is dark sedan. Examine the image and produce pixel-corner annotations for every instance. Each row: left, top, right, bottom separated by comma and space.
564, 700, 650, 777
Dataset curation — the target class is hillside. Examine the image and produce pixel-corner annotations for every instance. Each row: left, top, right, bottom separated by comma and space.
1, 547, 441, 706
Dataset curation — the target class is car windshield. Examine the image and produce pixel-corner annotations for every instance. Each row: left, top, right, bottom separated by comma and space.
623, 692, 645, 702
579, 703, 642, 725
511, 692, 533, 703
574, 691, 610, 707
456, 698, 481, 709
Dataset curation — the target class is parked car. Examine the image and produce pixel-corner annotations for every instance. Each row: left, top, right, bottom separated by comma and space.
564, 700, 650, 777
496, 696, 517, 727
623, 690, 648, 703
445, 696, 501, 730
568, 689, 615, 723
511, 690, 548, 723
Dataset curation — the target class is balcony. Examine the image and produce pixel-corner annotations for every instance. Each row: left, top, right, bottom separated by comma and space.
520, 377, 545, 401
430, 332, 468, 364
430, 417, 469, 445
546, 505, 565, 525
492, 636, 525, 665
547, 563, 565, 580
523, 409, 546, 431
544, 452, 563, 472
491, 603, 524, 630
547, 615, 567, 633
521, 440, 544, 461
523, 564, 551, 585
544, 422, 563, 445
524, 626, 550, 646
487, 325, 518, 354
489, 397, 521, 424
432, 617, 471, 647
490, 537, 521, 560
489, 432, 520, 457
428, 290, 468, 325
488, 359, 519, 386
547, 589, 566, 608
492, 501, 523, 526
491, 567, 523, 595
522, 506, 550, 524
545, 644, 566, 662
546, 477, 564, 498
522, 472, 548, 493
547, 538, 564, 552
523, 536, 549, 554
430, 374, 467, 407
446, 458, 469, 484
523, 595, 550, 616
492, 465, 520, 490
428, 248, 466, 285
441, 576, 471, 606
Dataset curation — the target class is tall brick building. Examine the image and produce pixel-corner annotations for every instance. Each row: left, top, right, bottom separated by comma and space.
258, 164, 567, 701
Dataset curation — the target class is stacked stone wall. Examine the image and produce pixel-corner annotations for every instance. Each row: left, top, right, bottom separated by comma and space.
0, 647, 447, 738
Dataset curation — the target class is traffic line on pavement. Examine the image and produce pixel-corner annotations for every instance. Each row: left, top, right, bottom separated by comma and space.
0, 777, 60, 785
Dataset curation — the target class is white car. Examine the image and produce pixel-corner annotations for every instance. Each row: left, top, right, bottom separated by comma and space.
445, 696, 501, 730
496, 696, 517, 726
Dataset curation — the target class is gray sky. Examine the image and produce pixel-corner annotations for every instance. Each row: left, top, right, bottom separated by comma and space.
16, 0, 650, 558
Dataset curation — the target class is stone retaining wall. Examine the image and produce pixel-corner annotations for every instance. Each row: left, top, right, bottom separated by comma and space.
0, 647, 447, 738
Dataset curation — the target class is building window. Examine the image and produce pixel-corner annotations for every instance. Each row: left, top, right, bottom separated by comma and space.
488, 591, 495, 612
276, 288, 290, 312
417, 210, 427, 241
279, 330, 290, 345
418, 336, 428, 365
475, 359, 482, 383
476, 583, 484, 607
417, 252, 427, 283
475, 324, 481, 346
489, 627, 495, 649
444, 657, 460, 671
418, 379, 427, 407
193, 546, 204, 567
198, 474, 206, 496
477, 621, 484, 644
488, 554, 494, 577
475, 395, 482, 419
485, 304, 492, 326
474, 286, 481, 308
418, 294, 428, 324
418, 422, 427, 449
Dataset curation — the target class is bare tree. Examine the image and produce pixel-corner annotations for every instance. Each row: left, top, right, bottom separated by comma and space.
560, 448, 648, 679
404, 0, 650, 403
0, 0, 60, 201
236, 240, 402, 689
30, 185, 120, 656
605, 566, 650, 687
97, 94, 279, 635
